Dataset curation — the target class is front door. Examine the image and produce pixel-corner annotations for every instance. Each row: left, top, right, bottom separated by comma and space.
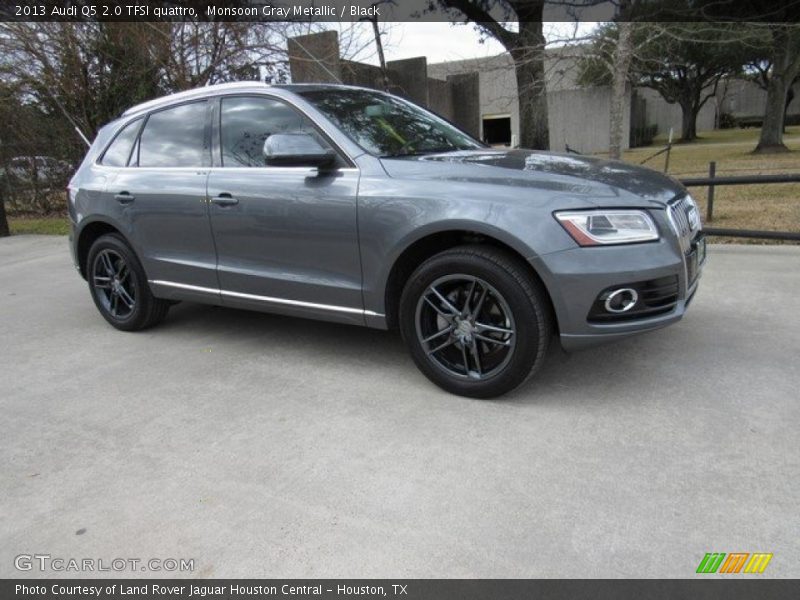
206, 95, 362, 323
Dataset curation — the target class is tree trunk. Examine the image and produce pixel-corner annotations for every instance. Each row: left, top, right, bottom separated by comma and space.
0, 193, 10, 238
679, 100, 699, 142
512, 21, 549, 150
755, 26, 800, 153
609, 22, 634, 159
756, 75, 790, 152
370, 16, 390, 92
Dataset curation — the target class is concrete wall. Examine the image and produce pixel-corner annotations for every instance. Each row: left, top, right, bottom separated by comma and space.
340, 59, 385, 89
548, 87, 631, 154
386, 57, 429, 107
637, 88, 716, 139
429, 55, 519, 144
427, 77, 454, 121
339, 57, 457, 121
447, 73, 481, 139
287, 31, 341, 84
289, 32, 466, 129
719, 78, 800, 118
428, 51, 626, 153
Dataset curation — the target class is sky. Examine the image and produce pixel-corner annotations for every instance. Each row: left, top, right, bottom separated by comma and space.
351, 22, 600, 66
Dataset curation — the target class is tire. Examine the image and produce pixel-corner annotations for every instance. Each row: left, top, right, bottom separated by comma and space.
399, 245, 552, 399
86, 233, 170, 331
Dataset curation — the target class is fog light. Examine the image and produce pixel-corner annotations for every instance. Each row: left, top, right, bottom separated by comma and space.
604, 288, 639, 313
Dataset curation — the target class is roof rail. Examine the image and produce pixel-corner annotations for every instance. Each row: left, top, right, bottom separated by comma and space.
121, 81, 270, 117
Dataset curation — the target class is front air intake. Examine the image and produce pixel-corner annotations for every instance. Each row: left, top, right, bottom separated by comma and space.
588, 276, 679, 323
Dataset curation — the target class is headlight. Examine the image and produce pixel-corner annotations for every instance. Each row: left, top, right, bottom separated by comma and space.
554, 210, 659, 246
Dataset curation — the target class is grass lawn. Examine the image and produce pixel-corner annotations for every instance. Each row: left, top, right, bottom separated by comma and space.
8, 216, 70, 236
616, 126, 800, 244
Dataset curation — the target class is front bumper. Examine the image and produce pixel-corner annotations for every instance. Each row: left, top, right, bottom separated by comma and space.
531, 228, 704, 352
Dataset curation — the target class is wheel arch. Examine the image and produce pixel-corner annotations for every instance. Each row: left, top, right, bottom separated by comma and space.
75, 218, 137, 280
382, 224, 557, 332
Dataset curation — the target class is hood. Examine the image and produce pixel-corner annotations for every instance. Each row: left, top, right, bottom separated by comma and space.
380, 148, 687, 207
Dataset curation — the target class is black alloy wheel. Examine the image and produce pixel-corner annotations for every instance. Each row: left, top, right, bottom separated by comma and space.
399, 245, 552, 398
87, 234, 170, 331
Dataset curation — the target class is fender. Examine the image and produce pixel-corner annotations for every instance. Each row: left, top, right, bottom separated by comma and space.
365, 218, 548, 328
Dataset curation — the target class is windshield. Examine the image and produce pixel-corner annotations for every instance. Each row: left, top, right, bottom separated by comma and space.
297, 89, 484, 158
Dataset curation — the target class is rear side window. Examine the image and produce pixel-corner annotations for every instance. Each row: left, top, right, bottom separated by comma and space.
101, 118, 142, 167
139, 102, 207, 168
220, 96, 328, 167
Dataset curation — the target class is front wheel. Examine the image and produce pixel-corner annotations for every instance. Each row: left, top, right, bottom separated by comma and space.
399, 246, 552, 398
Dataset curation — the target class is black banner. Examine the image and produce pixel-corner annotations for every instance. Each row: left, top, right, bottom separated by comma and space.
1, 0, 800, 23
3, 580, 800, 600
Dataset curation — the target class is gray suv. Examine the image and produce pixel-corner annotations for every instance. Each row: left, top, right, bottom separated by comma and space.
68, 82, 704, 398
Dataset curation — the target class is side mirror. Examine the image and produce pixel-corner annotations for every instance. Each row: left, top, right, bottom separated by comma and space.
263, 133, 336, 168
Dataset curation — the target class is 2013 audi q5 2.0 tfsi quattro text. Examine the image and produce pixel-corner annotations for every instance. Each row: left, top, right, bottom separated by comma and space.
68, 82, 705, 398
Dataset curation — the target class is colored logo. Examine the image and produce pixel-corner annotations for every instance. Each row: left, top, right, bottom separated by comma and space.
696, 552, 773, 574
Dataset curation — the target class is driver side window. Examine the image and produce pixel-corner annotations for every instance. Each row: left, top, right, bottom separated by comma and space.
219, 96, 333, 167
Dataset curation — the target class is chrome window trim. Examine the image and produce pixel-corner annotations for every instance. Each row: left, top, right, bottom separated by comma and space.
150, 280, 383, 318
122, 82, 271, 117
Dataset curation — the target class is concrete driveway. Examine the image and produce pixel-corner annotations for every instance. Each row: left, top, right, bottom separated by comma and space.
1, 235, 798, 578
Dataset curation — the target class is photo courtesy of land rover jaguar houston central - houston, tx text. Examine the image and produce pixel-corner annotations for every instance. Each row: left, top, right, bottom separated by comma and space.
68, 82, 705, 398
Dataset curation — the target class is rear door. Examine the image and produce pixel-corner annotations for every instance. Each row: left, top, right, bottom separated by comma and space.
110, 100, 219, 299
205, 95, 363, 323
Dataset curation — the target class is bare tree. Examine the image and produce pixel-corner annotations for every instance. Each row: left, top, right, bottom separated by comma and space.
0, 22, 166, 142
0, 21, 380, 165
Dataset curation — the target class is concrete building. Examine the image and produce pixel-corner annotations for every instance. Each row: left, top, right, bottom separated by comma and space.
426, 47, 629, 154
287, 31, 800, 154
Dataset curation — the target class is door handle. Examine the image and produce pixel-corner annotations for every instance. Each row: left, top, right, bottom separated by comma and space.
210, 193, 239, 207
114, 192, 135, 204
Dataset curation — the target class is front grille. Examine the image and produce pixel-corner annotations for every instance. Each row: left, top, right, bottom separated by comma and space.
668, 194, 705, 289
668, 195, 701, 253
587, 275, 680, 323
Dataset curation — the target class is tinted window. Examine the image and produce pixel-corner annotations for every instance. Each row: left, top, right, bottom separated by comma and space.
101, 118, 142, 167
298, 89, 482, 157
220, 96, 328, 167
139, 102, 207, 167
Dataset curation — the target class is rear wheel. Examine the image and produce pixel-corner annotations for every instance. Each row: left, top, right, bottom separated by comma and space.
87, 234, 170, 331
399, 245, 552, 398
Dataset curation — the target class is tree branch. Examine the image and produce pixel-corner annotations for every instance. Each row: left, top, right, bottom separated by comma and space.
438, 0, 518, 48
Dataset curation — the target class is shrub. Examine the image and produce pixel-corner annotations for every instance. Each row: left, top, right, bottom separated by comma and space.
630, 124, 658, 148
718, 112, 737, 129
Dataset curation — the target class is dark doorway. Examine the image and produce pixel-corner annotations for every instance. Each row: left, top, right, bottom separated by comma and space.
482, 116, 511, 146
